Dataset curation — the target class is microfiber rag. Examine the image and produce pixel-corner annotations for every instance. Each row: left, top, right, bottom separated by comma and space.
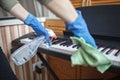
70, 37, 112, 73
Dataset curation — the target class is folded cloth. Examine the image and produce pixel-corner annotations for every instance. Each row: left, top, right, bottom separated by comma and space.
70, 37, 112, 73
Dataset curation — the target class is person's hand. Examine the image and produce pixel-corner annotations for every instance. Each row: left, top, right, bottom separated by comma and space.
24, 14, 51, 45
65, 10, 97, 48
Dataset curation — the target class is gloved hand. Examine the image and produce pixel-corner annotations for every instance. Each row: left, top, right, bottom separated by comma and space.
65, 10, 97, 48
24, 14, 51, 45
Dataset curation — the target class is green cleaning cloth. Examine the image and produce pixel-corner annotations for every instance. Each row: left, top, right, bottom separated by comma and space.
70, 37, 112, 73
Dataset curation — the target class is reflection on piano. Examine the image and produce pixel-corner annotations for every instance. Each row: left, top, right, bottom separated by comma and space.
12, 5, 120, 73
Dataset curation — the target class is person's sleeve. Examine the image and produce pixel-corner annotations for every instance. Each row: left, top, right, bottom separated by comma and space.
38, 0, 52, 5
0, 0, 19, 11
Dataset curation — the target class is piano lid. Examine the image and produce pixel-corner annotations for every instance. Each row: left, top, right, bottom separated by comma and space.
73, 5, 120, 38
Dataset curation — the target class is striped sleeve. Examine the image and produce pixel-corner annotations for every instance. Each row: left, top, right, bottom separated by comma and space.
0, 0, 19, 11
38, 0, 53, 5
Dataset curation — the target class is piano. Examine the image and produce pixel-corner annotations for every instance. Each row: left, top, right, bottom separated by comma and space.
12, 5, 120, 74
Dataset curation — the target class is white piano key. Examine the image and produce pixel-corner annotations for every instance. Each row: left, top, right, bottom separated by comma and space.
102, 48, 111, 54
104, 49, 120, 62
113, 50, 120, 62
116, 51, 120, 63
51, 43, 77, 52
114, 50, 120, 56
97, 47, 105, 52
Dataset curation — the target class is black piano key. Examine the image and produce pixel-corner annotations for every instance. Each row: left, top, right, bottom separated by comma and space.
102, 48, 111, 54
106, 48, 119, 56
105, 48, 113, 54
52, 40, 59, 44
101, 47, 107, 52
52, 38, 66, 45
62, 43, 72, 47
114, 50, 120, 56
105, 47, 115, 54
71, 44, 80, 49
51, 37, 81, 49
72, 44, 76, 48
59, 41, 66, 46
60, 40, 73, 47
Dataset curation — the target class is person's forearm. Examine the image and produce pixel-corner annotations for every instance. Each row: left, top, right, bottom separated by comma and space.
9, 3, 29, 21
44, 0, 78, 23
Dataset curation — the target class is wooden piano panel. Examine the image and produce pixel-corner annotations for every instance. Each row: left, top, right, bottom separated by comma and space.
81, 66, 120, 80
70, 0, 120, 7
46, 55, 82, 79
90, 0, 120, 6
70, 0, 83, 8
45, 19, 66, 35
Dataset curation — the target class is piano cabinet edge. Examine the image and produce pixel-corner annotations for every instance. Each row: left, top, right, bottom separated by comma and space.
39, 51, 120, 80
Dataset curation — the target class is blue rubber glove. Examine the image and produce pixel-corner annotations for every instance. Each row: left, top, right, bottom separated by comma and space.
24, 14, 51, 45
65, 10, 97, 48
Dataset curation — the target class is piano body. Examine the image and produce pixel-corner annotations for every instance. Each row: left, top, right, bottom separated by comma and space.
63, 4, 120, 73
41, 4, 120, 73
11, 4, 120, 79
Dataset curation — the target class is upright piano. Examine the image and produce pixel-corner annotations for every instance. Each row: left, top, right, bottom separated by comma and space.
11, 5, 120, 78
63, 5, 120, 73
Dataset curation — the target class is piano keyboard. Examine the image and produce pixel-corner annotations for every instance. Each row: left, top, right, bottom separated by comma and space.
98, 46, 120, 66
20, 37, 120, 66
40, 38, 80, 55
